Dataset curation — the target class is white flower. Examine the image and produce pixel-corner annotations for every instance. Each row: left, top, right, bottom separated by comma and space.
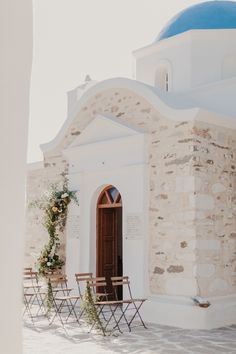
61, 193, 69, 198
47, 262, 51, 266
50, 245, 56, 257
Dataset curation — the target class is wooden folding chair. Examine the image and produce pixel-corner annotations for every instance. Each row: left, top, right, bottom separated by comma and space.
49, 274, 80, 327
86, 277, 128, 335
111, 276, 147, 331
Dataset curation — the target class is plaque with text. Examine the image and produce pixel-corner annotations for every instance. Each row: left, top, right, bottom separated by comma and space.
126, 213, 143, 240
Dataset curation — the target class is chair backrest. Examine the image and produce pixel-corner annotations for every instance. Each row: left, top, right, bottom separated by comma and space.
75, 272, 93, 297
24, 267, 32, 272
86, 277, 107, 299
48, 274, 68, 289
23, 271, 39, 285
111, 276, 132, 300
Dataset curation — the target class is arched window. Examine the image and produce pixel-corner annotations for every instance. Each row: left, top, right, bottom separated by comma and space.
97, 186, 122, 207
155, 60, 172, 92
222, 55, 236, 80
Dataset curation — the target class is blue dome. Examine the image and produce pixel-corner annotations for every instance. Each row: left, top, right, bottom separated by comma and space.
156, 1, 236, 41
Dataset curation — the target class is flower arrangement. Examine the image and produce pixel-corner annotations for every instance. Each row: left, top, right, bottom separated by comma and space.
30, 181, 78, 314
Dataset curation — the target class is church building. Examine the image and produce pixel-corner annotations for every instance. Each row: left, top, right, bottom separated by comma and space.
26, 1, 236, 329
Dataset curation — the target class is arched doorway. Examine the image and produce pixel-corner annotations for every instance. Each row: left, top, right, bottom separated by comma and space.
97, 185, 123, 298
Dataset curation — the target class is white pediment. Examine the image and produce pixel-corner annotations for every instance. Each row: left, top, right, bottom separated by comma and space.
68, 114, 142, 148
63, 114, 147, 173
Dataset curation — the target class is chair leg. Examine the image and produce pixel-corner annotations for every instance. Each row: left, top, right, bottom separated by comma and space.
111, 303, 131, 332
65, 298, 80, 324
106, 304, 123, 334
93, 303, 126, 335
49, 298, 64, 326
23, 294, 35, 324
50, 297, 80, 327
128, 301, 147, 329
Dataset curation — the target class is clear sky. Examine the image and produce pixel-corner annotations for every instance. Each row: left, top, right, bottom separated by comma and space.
28, 0, 207, 162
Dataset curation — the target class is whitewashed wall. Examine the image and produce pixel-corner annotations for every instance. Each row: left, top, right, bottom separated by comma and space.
0, 1, 32, 353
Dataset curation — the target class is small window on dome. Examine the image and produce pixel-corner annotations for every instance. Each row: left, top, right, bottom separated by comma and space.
155, 61, 172, 92
165, 73, 169, 92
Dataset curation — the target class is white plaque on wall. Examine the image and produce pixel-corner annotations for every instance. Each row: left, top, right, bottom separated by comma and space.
126, 213, 143, 240
67, 215, 80, 239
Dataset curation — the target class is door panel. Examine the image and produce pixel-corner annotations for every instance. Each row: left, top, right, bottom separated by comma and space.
97, 207, 122, 298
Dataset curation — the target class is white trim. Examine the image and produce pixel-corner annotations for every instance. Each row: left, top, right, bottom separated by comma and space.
195, 109, 236, 130
189, 75, 236, 93
133, 29, 236, 59
132, 30, 192, 58
143, 294, 236, 329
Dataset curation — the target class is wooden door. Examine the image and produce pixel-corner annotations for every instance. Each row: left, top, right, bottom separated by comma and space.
97, 186, 122, 298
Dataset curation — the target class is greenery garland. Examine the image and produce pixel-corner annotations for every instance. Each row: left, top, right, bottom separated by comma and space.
82, 285, 106, 336
46, 279, 54, 317
30, 181, 79, 315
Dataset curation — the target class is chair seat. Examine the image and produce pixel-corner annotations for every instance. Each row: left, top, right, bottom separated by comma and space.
23, 284, 41, 289
24, 293, 35, 297
52, 287, 73, 292
130, 298, 147, 302
54, 295, 80, 301
95, 300, 124, 305
24, 291, 46, 296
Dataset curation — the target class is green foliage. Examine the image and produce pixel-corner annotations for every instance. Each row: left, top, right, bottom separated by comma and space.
82, 285, 106, 335
45, 279, 54, 318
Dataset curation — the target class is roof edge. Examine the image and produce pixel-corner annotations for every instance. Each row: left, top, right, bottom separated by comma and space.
41, 77, 199, 154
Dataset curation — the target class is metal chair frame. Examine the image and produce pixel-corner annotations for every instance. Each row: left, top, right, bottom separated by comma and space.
48, 274, 80, 327
23, 271, 46, 322
111, 276, 147, 331
87, 277, 130, 334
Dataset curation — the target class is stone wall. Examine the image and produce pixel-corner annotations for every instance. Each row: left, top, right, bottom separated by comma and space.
149, 119, 197, 296
192, 120, 236, 297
